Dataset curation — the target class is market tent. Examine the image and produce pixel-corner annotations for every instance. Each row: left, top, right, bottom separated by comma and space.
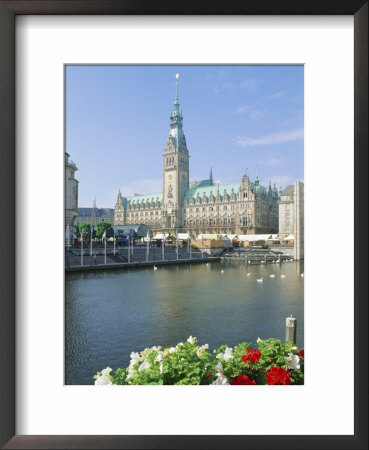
153, 233, 169, 240
177, 233, 189, 240
238, 234, 272, 242
197, 233, 221, 240
281, 234, 294, 241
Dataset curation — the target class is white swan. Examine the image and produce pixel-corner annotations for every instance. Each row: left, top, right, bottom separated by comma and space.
280, 274, 286, 278
257, 277, 263, 282
246, 273, 251, 276
269, 274, 275, 278
300, 273, 304, 278
221, 270, 224, 274
153, 265, 158, 270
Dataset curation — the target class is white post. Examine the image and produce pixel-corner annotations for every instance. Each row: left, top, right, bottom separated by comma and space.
104, 236, 107, 265
131, 232, 133, 255
146, 238, 149, 262
190, 238, 192, 259
128, 235, 130, 263
81, 234, 83, 266
285, 315, 297, 344
162, 238, 164, 261
113, 229, 116, 256
90, 229, 93, 257
176, 230, 178, 260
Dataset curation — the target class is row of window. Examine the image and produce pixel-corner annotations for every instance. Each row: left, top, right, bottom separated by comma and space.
182, 217, 253, 226
185, 204, 252, 213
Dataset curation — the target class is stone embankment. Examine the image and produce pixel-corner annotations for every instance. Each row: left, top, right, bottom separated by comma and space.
65, 246, 219, 272
222, 247, 294, 264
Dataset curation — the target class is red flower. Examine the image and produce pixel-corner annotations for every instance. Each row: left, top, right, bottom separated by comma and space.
231, 374, 256, 385
205, 373, 211, 378
242, 348, 261, 363
299, 349, 304, 361
266, 367, 291, 385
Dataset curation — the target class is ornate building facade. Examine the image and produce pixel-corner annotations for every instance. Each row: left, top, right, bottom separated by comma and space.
65, 152, 79, 230
114, 83, 279, 235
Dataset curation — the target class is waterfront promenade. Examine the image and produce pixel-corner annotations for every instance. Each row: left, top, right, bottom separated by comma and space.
65, 246, 218, 272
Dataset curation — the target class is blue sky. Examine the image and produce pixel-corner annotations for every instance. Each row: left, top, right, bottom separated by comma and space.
66, 65, 304, 208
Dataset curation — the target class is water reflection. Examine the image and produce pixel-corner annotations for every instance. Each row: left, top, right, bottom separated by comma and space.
65, 260, 304, 384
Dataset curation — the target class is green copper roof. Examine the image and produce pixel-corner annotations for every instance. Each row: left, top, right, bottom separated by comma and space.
184, 182, 241, 202
123, 192, 163, 206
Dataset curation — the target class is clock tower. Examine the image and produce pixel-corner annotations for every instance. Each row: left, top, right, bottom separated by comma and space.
162, 75, 189, 230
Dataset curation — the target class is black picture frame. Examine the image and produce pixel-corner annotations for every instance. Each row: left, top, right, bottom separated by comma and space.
0, 1, 367, 449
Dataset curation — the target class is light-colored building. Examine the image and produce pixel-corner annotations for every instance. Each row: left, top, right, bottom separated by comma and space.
114, 82, 280, 236
278, 181, 304, 260
65, 152, 79, 231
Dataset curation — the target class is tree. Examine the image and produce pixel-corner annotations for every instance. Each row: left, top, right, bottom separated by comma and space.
80, 222, 92, 239
96, 221, 113, 239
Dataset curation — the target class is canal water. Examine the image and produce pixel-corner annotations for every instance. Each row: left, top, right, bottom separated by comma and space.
65, 260, 304, 384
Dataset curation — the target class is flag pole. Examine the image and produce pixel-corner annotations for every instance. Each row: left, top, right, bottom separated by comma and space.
146, 232, 149, 262
104, 232, 107, 265
81, 233, 83, 266
90, 226, 93, 257
128, 232, 130, 263
189, 234, 192, 260
176, 230, 179, 260
113, 228, 116, 256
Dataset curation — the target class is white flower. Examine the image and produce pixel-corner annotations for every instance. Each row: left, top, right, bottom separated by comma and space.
169, 347, 176, 354
284, 352, 300, 370
211, 374, 229, 385
138, 360, 151, 372
159, 362, 163, 374
176, 342, 184, 348
154, 353, 163, 362
94, 367, 113, 385
130, 352, 141, 365
291, 346, 298, 351
187, 336, 197, 345
216, 347, 233, 362
215, 361, 224, 374
257, 337, 263, 344
196, 344, 209, 356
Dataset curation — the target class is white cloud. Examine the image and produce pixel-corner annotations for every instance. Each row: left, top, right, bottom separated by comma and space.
250, 109, 269, 121
239, 79, 262, 92
233, 128, 304, 147
235, 105, 251, 114
266, 91, 284, 99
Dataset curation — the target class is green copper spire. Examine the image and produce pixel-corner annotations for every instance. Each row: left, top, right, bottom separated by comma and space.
173, 73, 180, 115
168, 73, 186, 151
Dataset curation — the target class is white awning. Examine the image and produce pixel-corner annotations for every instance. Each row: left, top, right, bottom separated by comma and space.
227, 234, 238, 240
177, 233, 189, 240
153, 233, 169, 240
282, 234, 294, 241
238, 234, 272, 242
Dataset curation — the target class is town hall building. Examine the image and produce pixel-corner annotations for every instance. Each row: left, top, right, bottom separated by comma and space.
114, 81, 280, 236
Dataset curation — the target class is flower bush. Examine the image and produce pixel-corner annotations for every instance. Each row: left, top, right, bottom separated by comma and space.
94, 336, 304, 385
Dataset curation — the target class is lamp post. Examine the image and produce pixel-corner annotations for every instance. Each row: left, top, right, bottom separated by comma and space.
217, 180, 220, 236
